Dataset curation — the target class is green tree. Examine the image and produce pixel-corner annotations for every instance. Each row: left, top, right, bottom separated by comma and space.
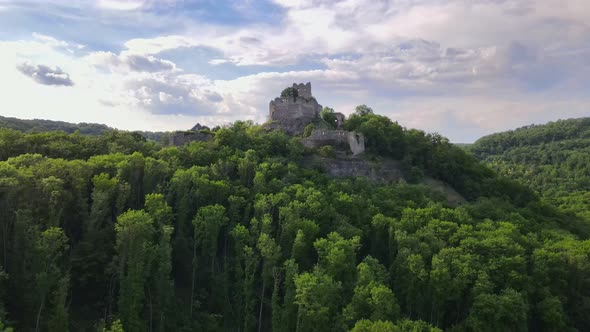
256, 233, 281, 332
344, 257, 400, 326
314, 232, 360, 287
355, 105, 374, 116
320, 107, 337, 129
114, 210, 155, 332
191, 205, 228, 315
466, 288, 528, 332
145, 194, 175, 331
34, 227, 69, 332
281, 87, 299, 101
294, 270, 341, 332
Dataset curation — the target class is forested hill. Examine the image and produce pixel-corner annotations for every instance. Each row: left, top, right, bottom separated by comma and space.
470, 117, 590, 220
0, 115, 167, 142
0, 112, 589, 332
0, 115, 112, 135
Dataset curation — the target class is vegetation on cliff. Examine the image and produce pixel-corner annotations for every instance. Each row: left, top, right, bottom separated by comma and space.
0, 112, 588, 332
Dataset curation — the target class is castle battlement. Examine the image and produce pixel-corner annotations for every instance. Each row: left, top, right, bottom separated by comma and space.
292, 82, 312, 98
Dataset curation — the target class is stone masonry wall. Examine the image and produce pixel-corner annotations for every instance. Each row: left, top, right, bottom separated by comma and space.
169, 131, 214, 146
301, 129, 365, 156
268, 96, 322, 135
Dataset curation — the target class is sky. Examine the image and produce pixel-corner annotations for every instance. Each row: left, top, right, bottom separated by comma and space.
0, 0, 589, 142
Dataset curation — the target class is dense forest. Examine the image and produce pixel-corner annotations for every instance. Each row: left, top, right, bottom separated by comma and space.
0, 110, 589, 332
0, 116, 167, 143
470, 118, 590, 221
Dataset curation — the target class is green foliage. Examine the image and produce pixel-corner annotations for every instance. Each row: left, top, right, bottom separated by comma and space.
321, 107, 337, 129
0, 115, 167, 142
101, 319, 124, 332
318, 145, 336, 158
466, 288, 528, 332
0, 115, 588, 332
0, 115, 111, 135
351, 319, 442, 332
303, 123, 314, 138
115, 210, 155, 332
470, 117, 590, 225
343, 110, 536, 203
294, 269, 342, 331
355, 105, 374, 116
281, 87, 299, 101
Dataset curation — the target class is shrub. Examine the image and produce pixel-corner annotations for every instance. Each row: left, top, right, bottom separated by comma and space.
303, 124, 314, 137
280, 87, 299, 101
318, 145, 335, 158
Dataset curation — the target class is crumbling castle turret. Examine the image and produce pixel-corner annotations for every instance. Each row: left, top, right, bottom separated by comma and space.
268, 82, 322, 135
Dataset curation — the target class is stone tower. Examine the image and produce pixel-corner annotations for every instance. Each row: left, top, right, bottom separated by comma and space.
268, 82, 322, 135
292, 82, 312, 99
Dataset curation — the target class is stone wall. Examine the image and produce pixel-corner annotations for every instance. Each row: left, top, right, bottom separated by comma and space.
347, 131, 365, 155
169, 131, 214, 146
292, 82, 312, 98
268, 95, 322, 135
301, 129, 365, 155
303, 156, 466, 205
305, 156, 405, 184
269, 96, 321, 120
334, 112, 345, 130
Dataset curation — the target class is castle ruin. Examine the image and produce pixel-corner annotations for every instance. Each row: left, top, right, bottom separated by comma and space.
300, 129, 365, 155
268, 82, 365, 156
268, 82, 322, 135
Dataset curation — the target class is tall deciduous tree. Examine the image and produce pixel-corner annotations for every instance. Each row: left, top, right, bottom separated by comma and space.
114, 210, 155, 332
34, 227, 69, 332
294, 269, 341, 332
191, 204, 228, 315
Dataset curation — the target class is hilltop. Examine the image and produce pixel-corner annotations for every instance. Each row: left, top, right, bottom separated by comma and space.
470, 117, 590, 220
0, 115, 168, 142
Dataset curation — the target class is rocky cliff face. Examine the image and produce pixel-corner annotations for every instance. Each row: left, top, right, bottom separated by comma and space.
306, 155, 405, 183
304, 155, 466, 205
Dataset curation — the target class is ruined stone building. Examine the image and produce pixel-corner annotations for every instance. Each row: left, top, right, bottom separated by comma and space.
300, 129, 365, 156
268, 82, 366, 156
168, 123, 214, 146
267, 83, 323, 135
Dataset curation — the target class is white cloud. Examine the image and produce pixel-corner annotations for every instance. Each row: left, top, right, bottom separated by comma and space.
86, 51, 177, 73
17, 62, 74, 86
1, 1, 589, 141
96, 0, 147, 11
208, 59, 230, 65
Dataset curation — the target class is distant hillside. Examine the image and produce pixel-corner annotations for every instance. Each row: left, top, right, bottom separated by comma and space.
0, 115, 168, 142
470, 117, 590, 219
0, 115, 113, 135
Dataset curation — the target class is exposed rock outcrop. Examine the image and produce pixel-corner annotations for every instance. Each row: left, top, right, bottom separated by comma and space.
304, 155, 466, 206
305, 155, 405, 184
